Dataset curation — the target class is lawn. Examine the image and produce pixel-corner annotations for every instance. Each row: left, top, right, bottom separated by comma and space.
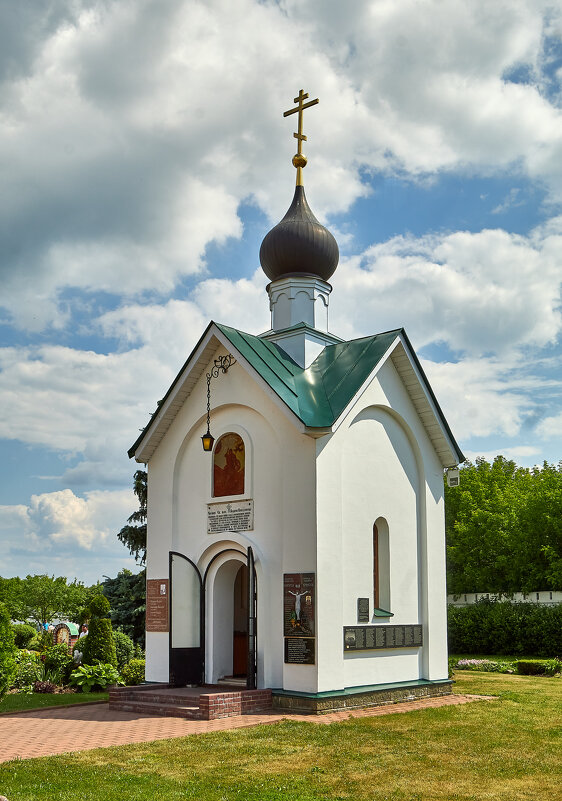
0, 691, 109, 714
1, 672, 561, 801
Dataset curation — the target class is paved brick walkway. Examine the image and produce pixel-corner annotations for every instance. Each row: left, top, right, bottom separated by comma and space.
0, 694, 493, 764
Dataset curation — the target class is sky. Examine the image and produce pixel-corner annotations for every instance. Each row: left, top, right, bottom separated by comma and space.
1, 0, 562, 586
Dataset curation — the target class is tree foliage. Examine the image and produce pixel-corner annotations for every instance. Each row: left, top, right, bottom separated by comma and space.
118, 470, 147, 564
446, 457, 562, 594
0, 601, 17, 697
102, 568, 146, 647
0, 574, 97, 626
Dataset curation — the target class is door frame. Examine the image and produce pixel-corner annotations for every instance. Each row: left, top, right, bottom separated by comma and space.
169, 546, 258, 688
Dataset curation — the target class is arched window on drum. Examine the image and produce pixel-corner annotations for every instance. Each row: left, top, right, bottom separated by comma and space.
213, 433, 245, 497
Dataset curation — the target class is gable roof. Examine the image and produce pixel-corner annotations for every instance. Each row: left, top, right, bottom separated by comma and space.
128, 321, 465, 467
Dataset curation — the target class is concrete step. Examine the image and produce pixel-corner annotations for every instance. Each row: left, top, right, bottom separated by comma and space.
111, 699, 202, 719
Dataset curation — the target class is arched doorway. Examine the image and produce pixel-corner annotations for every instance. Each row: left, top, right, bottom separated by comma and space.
204, 547, 257, 688
232, 564, 249, 677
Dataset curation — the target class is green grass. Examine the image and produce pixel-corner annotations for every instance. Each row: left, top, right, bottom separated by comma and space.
1, 672, 561, 800
0, 691, 108, 714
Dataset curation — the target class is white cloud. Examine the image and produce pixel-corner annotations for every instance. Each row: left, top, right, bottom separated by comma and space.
0, 487, 137, 584
462, 446, 543, 467
536, 412, 562, 440
421, 357, 534, 441
331, 220, 562, 356
1, 0, 562, 328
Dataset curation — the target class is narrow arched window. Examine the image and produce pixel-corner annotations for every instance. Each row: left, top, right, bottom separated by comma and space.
373, 522, 380, 610
213, 433, 245, 497
373, 518, 391, 613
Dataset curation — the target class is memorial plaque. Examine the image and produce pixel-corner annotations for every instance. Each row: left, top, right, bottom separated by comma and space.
357, 597, 370, 623
285, 637, 315, 664
283, 573, 315, 637
343, 625, 423, 651
146, 578, 169, 632
207, 500, 254, 534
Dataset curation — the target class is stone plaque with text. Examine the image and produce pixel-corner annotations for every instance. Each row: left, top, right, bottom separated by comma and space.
343, 624, 423, 651
284, 637, 315, 664
357, 597, 370, 623
207, 499, 254, 534
146, 579, 169, 632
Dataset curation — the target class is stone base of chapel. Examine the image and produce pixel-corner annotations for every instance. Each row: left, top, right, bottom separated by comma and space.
272, 678, 453, 715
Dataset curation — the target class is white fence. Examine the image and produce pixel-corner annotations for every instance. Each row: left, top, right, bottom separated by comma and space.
448, 590, 562, 607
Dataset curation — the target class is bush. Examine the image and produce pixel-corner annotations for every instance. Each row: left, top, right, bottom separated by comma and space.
72, 636, 87, 664
448, 599, 562, 657
452, 658, 514, 673
69, 663, 121, 693
12, 649, 43, 688
43, 643, 74, 685
35, 630, 55, 652
11, 623, 37, 648
113, 630, 134, 671
33, 680, 57, 693
0, 601, 17, 697
121, 659, 145, 686
89, 594, 110, 617
82, 595, 117, 667
515, 658, 562, 676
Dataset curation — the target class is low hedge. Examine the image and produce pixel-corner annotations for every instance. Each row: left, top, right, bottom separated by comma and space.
515, 658, 562, 676
448, 599, 562, 657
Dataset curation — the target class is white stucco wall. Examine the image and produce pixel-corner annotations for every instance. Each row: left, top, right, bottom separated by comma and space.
315, 357, 449, 692
145, 344, 318, 689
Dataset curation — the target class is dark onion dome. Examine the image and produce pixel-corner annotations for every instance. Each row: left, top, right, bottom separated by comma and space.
260, 185, 339, 282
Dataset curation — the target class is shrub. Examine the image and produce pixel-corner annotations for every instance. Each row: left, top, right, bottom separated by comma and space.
13, 649, 43, 688
43, 643, 74, 685
72, 636, 87, 664
113, 630, 134, 671
448, 600, 562, 657
0, 601, 17, 697
82, 595, 117, 667
89, 594, 110, 617
33, 680, 57, 693
35, 630, 55, 652
453, 658, 514, 673
121, 659, 145, 686
69, 663, 121, 693
515, 658, 562, 676
11, 623, 37, 648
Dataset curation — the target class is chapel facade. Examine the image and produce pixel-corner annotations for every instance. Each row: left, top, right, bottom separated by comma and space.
129, 91, 464, 711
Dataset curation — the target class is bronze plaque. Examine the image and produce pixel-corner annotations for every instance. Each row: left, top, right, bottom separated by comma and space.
357, 597, 370, 623
283, 573, 315, 637
343, 624, 423, 651
284, 637, 315, 665
146, 578, 169, 632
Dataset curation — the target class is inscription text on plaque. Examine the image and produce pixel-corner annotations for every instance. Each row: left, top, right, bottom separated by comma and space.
207, 499, 254, 534
344, 624, 423, 651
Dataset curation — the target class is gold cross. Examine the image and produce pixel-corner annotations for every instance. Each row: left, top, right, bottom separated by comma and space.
283, 89, 319, 185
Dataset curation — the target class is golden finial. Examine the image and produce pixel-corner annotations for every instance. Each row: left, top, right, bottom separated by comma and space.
283, 89, 319, 186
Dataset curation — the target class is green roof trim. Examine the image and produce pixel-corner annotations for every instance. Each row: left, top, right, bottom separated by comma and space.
216, 323, 399, 428
129, 320, 465, 464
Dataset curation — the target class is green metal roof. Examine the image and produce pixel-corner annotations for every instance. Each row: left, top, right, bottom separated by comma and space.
215, 323, 400, 428
129, 321, 465, 464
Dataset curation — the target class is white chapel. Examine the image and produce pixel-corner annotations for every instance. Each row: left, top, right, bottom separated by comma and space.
128, 91, 464, 714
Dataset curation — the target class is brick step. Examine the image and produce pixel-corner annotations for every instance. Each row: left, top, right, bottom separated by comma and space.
111, 699, 202, 719
111, 691, 201, 706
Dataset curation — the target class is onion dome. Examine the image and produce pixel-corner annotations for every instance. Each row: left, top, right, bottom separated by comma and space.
259, 185, 339, 282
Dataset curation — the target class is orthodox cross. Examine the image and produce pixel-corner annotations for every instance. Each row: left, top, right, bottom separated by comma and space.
283, 89, 319, 185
